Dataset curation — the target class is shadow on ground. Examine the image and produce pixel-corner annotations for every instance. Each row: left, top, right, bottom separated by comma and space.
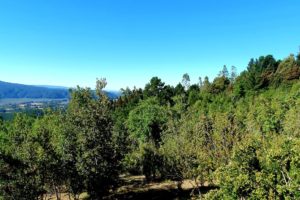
107, 186, 216, 200
104, 175, 217, 200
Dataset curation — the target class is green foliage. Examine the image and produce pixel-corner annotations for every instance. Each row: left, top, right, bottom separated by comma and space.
1, 51, 300, 199
206, 135, 300, 199
211, 136, 263, 199
174, 82, 185, 95
274, 54, 300, 83
160, 113, 213, 185
211, 76, 230, 94
127, 98, 167, 144
143, 77, 174, 105
182, 73, 191, 90
0, 114, 43, 200
0, 79, 121, 200
0, 150, 43, 200
67, 79, 119, 199
187, 84, 200, 105
283, 98, 300, 137
125, 98, 167, 179
296, 52, 300, 65
32, 112, 67, 198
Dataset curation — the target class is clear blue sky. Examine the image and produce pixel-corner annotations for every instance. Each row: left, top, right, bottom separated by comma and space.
0, 0, 299, 90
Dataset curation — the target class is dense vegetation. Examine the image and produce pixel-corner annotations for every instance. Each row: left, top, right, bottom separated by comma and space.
0, 52, 300, 199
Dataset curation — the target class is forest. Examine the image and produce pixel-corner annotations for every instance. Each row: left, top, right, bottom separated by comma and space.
0, 52, 300, 200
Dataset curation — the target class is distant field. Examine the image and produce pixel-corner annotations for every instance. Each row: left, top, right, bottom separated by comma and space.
0, 98, 68, 105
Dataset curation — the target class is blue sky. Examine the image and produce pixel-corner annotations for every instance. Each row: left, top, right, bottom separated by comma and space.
0, 0, 299, 90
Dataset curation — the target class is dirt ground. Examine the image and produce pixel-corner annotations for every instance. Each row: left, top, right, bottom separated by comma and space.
45, 175, 214, 200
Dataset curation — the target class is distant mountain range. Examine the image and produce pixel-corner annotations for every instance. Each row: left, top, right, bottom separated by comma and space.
0, 81, 121, 100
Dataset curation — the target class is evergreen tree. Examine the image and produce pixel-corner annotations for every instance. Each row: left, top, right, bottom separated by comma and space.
182, 73, 190, 90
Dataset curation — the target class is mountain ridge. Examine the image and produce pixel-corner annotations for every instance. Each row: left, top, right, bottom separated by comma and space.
0, 80, 120, 100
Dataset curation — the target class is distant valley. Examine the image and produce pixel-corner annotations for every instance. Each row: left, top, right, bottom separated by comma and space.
0, 80, 121, 102
0, 80, 69, 99
0, 80, 121, 119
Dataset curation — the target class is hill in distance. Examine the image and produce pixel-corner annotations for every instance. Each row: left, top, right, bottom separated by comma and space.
0, 80, 120, 100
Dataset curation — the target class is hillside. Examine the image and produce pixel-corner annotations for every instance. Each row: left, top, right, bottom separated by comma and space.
0, 81, 69, 99
0, 81, 120, 100
0, 52, 300, 199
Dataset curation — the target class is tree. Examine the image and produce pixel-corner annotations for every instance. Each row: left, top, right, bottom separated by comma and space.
206, 135, 300, 199
296, 52, 300, 65
182, 73, 190, 90
144, 77, 174, 104
68, 79, 119, 199
32, 112, 67, 200
199, 77, 203, 88
233, 72, 247, 97
202, 76, 211, 92
283, 98, 300, 137
274, 54, 300, 83
187, 84, 200, 105
144, 77, 165, 98
126, 98, 167, 180
245, 55, 278, 90
0, 150, 42, 200
1, 50, 300, 200
174, 83, 185, 96
0, 114, 43, 200
230, 65, 237, 82
127, 98, 167, 146
58, 114, 85, 200
219, 65, 229, 78
160, 111, 216, 193
211, 76, 230, 94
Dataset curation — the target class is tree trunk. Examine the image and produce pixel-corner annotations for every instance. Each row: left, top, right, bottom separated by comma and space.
177, 180, 183, 192
54, 184, 60, 200
74, 194, 79, 200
